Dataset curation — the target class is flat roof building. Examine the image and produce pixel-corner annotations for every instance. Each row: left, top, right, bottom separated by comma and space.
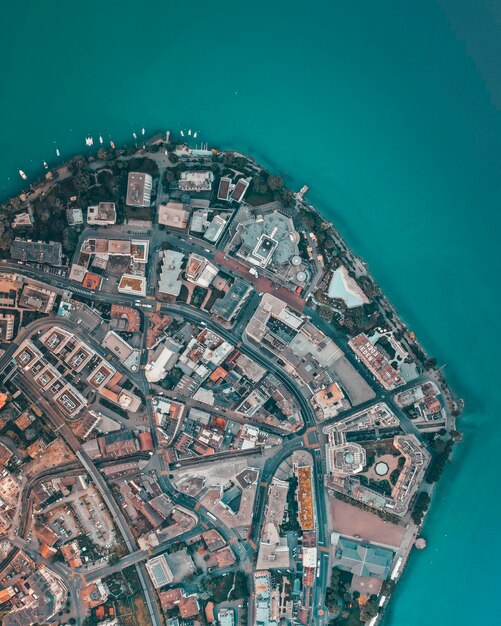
211, 278, 251, 322
186, 253, 218, 288
10, 238, 63, 266
230, 177, 250, 203
236, 211, 300, 268
349, 333, 404, 390
178, 170, 214, 192
12, 212, 34, 229
145, 340, 181, 383
18, 282, 57, 313
102, 331, 141, 371
204, 215, 227, 243
66, 208, 83, 225
158, 202, 189, 229
145, 554, 174, 588
118, 274, 146, 296
126, 172, 153, 207
218, 608, 235, 626
87, 202, 116, 225
296, 464, 315, 531
0, 313, 15, 341
158, 250, 184, 297
217, 176, 231, 201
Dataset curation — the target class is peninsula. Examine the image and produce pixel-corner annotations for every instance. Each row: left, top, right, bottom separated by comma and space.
0, 133, 462, 626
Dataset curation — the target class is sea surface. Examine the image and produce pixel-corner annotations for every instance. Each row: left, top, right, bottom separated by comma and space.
1, 1, 501, 624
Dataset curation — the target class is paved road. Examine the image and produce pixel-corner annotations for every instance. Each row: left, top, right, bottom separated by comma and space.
0, 248, 436, 625
9, 369, 163, 626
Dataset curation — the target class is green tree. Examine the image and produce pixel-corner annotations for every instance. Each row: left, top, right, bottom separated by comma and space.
267, 175, 284, 190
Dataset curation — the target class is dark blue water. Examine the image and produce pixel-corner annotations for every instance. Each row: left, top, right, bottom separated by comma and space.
1, 2, 500, 624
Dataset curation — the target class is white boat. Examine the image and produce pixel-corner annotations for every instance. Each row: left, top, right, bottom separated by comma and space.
133, 132, 137, 140
19, 170, 27, 180
86, 136, 94, 146
141, 127, 145, 135
188, 129, 192, 136
193, 131, 197, 138
56, 148, 60, 156
43, 161, 48, 169
99, 135, 103, 144
180, 130, 185, 137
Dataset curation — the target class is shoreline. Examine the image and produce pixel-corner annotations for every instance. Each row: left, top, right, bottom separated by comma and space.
0, 133, 463, 626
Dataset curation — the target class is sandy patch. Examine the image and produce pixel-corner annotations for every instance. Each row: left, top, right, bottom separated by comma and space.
331, 497, 405, 548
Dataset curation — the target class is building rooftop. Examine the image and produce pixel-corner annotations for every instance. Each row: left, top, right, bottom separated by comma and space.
230, 177, 249, 203
145, 554, 174, 588
217, 176, 231, 201
87, 202, 116, 225
237, 211, 299, 268
118, 274, 146, 296
211, 278, 251, 322
158, 202, 189, 229
10, 239, 63, 266
204, 215, 227, 242
297, 465, 315, 531
333, 537, 394, 580
158, 250, 184, 297
126, 172, 153, 207
178, 170, 214, 192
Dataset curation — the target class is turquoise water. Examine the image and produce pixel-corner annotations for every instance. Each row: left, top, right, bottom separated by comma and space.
2, 1, 501, 624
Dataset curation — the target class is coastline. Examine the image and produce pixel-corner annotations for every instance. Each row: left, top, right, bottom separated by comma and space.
0, 134, 463, 625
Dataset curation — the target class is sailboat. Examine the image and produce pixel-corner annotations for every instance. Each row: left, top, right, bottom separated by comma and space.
141, 127, 145, 135
56, 148, 60, 157
99, 135, 104, 144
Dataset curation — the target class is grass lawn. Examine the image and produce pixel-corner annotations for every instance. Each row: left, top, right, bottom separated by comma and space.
331, 604, 362, 626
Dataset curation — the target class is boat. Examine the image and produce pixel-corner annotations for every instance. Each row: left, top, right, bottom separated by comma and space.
133, 132, 137, 140
110, 141, 115, 149
193, 131, 197, 138
188, 129, 192, 136
141, 127, 145, 135
43, 161, 48, 169
19, 170, 27, 180
56, 148, 60, 156
99, 135, 103, 144
180, 130, 185, 137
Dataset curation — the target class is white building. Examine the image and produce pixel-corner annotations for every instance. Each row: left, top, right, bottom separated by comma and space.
87, 202, 116, 226
185, 253, 218, 288
158, 250, 184, 297
126, 172, 153, 207
179, 170, 214, 192
145, 341, 181, 383
145, 555, 173, 588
